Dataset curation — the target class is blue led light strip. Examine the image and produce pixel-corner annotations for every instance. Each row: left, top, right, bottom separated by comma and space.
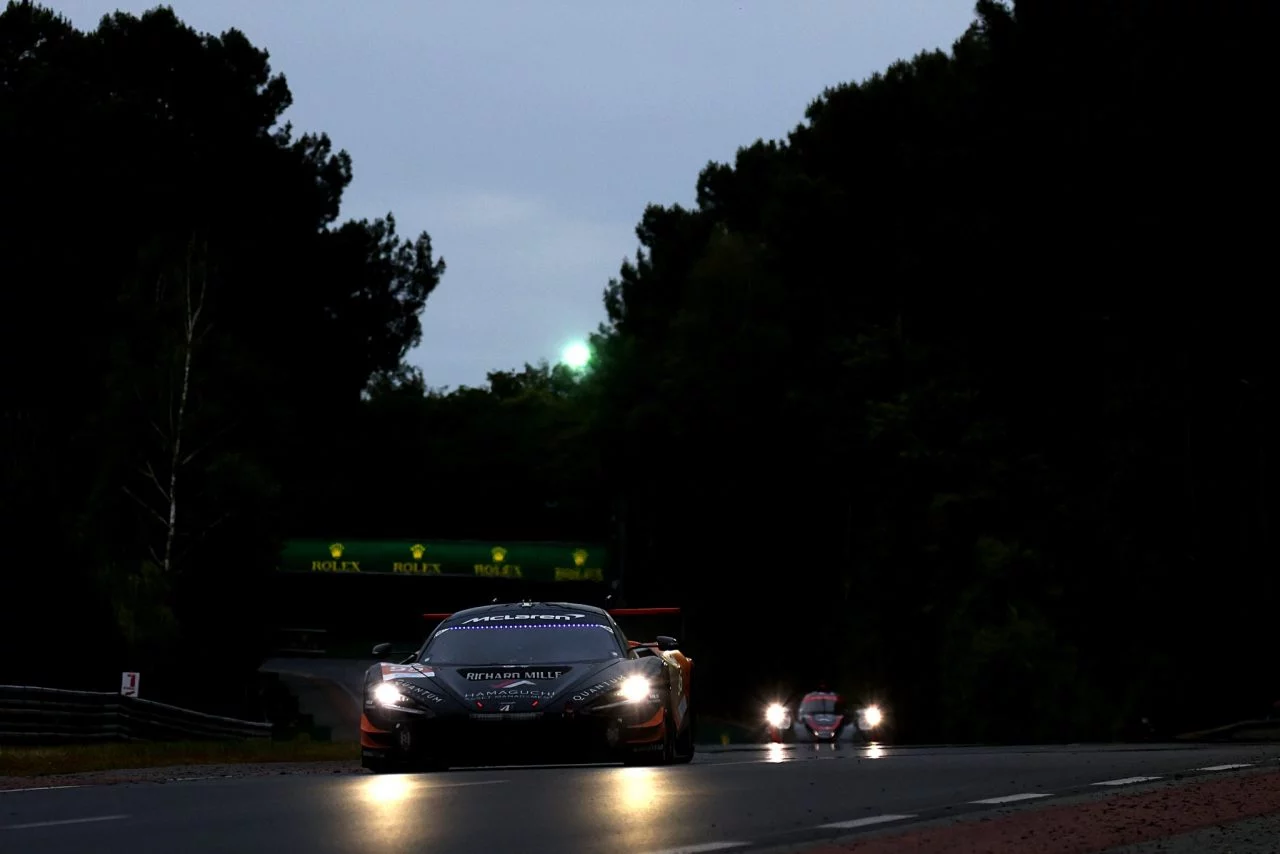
436, 624, 614, 633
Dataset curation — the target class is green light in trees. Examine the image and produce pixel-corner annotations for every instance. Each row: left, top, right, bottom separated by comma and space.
561, 340, 590, 369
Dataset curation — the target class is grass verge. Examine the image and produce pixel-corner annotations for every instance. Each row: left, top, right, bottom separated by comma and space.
0, 739, 358, 777
1176, 719, 1280, 743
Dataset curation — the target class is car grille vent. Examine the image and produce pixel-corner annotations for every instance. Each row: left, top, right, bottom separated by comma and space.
469, 712, 543, 722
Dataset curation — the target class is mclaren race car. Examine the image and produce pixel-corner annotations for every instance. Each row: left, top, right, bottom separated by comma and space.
359, 601, 695, 772
764, 690, 884, 744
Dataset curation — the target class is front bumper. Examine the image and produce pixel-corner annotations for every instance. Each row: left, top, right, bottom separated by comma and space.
362, 701, 666, 765
797, 725, 843, 741
791, 723, 875, 743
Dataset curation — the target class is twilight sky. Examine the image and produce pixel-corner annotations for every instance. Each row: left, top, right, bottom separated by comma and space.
50, 0, 978, 389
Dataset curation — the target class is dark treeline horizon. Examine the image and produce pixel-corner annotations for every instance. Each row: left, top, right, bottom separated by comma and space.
1, 0, 1273, 741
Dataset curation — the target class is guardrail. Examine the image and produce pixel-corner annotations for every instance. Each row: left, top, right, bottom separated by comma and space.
0, 685, 273, 745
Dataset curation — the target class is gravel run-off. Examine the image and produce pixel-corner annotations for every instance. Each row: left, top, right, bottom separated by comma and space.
792, 768, 1280, 854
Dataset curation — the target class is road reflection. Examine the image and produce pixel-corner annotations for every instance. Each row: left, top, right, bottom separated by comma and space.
360, 773, 417, 805
614, 765, 662, 814
353, 773, 431, 850
766, 743, 789, 763
603, 764, 680, 851
860, 742, 885, 759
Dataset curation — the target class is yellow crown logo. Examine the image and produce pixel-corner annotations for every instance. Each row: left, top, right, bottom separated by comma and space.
491, 546, 507, 562
410, 543, 426, 559
572, 549, 588, 567
328, 543, 344, 558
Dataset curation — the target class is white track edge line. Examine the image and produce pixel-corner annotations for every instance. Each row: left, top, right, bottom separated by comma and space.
636, 842, 751, 854
2, 814, 129, 830
970, 792, 1053, 804
1092, 776, 1162, 786
819, 813, 917, 829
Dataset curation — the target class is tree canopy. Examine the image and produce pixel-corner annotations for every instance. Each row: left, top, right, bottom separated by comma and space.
0, 2, 443, 706
1, 0, 1271, 738
573, 0, 1273, 739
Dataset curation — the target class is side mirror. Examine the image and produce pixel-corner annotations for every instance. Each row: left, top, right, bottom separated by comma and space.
655, 635, 678, 652
371, 642, 392, 659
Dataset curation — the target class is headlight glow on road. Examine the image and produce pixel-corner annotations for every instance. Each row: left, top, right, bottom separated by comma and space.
374, 682, 404, 706
361, 772, 415, 805
357, 773, 421, 846
765, 703, 787, 727
862, 705, 883, 727
615, 765, 660, 813
618, 675, 651, 702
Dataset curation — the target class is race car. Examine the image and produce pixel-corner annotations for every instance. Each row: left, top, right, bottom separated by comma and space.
764, 690, 884, 744
359, 601, 695, 772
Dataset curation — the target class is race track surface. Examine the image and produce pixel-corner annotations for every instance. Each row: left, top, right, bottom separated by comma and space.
3, 743, 1279, 854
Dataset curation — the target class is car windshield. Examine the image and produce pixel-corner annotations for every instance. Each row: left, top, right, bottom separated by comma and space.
421, 623, 623, 665
800, 697, 841, 715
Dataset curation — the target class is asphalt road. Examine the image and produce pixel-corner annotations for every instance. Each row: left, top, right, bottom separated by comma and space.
3, 742, 1279, 854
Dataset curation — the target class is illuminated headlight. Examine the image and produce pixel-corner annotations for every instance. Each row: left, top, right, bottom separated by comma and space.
373, 682, 405, 707
860, 705, 883, 728
765, 703, 788, 728
617, 675, 652, 703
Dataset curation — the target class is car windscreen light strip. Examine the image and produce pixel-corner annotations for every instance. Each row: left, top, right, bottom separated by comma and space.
434, 624, 615, 633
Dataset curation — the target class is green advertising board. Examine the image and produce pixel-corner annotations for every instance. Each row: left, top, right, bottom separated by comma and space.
278, 539, 608, 583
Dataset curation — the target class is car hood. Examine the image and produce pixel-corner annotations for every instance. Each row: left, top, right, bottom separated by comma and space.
379, 658, 632, 712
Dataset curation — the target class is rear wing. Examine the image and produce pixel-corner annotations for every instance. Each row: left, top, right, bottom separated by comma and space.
608, 608, 680, 617
422, 612, 453, 635
609, 607, 685, 650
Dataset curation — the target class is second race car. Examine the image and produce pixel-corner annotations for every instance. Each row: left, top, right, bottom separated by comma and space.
359, 601, 695, 772
765, 689, 884, 744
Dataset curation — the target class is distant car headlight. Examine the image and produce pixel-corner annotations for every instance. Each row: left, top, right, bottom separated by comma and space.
860, 705, 883, 728
765, 703, 788, 727
618, 675, 652, 703
373, 682, 405, 707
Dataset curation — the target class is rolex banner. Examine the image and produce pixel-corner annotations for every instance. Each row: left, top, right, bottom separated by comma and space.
278, 539, 608, 583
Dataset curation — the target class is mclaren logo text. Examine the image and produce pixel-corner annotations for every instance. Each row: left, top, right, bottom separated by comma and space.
462, 613, 585, 624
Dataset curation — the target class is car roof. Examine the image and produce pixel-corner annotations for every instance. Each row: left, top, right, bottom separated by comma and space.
441, 601, 612, 624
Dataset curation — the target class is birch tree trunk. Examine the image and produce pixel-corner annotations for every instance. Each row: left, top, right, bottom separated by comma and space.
124, 237, 209, 572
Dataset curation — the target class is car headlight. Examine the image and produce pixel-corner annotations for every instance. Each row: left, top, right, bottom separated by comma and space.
765, 703, 787, 727
860, 705, 883, 728
617, 675, 652, 703
373, 682, 405, 707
